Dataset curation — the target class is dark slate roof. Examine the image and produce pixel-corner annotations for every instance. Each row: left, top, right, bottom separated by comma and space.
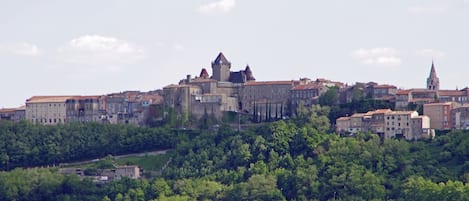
213, 52, 230, 64
429, 61, 437, 78
229, 71, 247, 83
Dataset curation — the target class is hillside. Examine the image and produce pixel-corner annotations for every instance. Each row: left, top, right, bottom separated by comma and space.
2, 105, 469, 200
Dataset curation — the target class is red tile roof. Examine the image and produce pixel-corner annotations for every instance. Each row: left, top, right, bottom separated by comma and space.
375, 84, 397, 89
27, 96, 76, 103
438, 90, 465, 96
396, 90, 411, 95
244, 81, 296, 86
291, 83, 321, 90
336, 117, 350, 121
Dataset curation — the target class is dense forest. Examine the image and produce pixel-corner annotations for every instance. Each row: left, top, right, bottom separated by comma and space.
2, 105, 469, 200
0, 121, 176, 170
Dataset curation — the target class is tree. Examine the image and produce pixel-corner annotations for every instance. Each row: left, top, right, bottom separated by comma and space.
318, 86, 338, 106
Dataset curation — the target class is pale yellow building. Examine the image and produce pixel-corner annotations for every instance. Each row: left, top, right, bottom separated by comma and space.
26, 96, 72, 125
335, 116, 351, 134
336, 109, 432, 140
384, 111, 418, 139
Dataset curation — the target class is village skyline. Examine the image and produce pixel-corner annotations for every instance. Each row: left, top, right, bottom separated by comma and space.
2, 0, 469, 107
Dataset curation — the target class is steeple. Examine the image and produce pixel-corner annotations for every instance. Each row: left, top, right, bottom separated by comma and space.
426, 60, 440, 90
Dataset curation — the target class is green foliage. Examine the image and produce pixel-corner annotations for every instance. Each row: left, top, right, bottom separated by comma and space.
6, 111, 469, 200
115, 154, 171, 171
0, 121, 176, 170
318, 86, 339, 106
293, 103, 331, 133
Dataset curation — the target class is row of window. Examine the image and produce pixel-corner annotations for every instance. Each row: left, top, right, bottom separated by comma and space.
34, 118, 64, 124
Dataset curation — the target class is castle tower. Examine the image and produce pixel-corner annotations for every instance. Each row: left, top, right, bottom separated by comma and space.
212, 52, 231, 82
426, 61, 440, 90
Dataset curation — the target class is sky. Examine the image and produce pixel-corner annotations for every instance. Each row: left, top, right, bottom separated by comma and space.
1, 0, 469, 108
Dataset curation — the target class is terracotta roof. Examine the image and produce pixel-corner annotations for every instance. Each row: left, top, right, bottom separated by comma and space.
27, 96, 76, 103
244, 81, 296, 86
27, 95, 103, 104
438, 90, 465, 96
374, 109, 392, 114
0, 108, 16, 113
291, 83, 321, 90
388, 111, 417, 115
336, 117, 350, 121
396, 90, 411, 95
351, 113, 366, 118
375, 84, 397, 89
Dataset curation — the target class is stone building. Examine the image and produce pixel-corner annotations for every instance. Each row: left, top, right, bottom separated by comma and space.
384, 111, 419, 139
0, 106, 25, 122
451, 105, 469, 130
336, 116, 351, 134
367, 84, 397, 100
289, 78, 342, 109
240, 80, 301, 119
66, 96, 106, 123
163, 52, 255, 120
336, 109, 432, 140
104, 91, 163, 125
26, 96, 72, 125
423, 102, 458, 130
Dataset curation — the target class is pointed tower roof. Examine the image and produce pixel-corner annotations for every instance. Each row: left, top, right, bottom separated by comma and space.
213, 52, 230, 64
427, 60, 440, 90
199, 68, 209, 79
429, 60, 437, 77
244, 65, 255, 81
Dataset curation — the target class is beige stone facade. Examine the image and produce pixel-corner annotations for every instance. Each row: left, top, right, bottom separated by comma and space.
26, 96, 71, 125
335, 117, 351, 133
240, 81, 299, 117
336, 109, 432, 140
423, 102, 456, 130
384, 111, 419, 139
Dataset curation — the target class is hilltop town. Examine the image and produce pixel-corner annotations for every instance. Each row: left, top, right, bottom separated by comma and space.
1, 52, 468, 140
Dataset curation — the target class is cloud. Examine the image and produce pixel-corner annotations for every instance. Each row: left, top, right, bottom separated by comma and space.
352, 48, 402, 66
408, 5, 448, 14
197, 0, 236, 14
0, 42, 41, 57
58, 35, 145, 71
416, 49, 445, 58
